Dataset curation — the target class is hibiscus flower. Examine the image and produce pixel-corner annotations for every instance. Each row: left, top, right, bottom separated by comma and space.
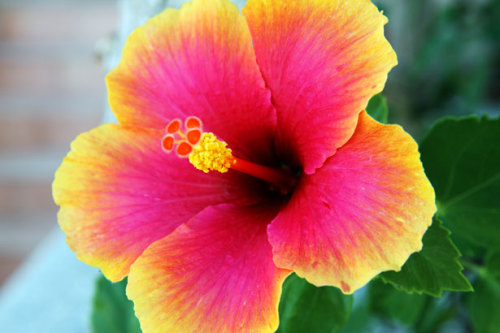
53, 0, 436, 332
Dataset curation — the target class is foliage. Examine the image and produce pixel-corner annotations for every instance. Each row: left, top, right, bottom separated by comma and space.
374, 0, 500, 135
380, 217, 472, 297
466, 250, 500, 333
91, 276, 141, 333
420, 116, 500, 253
366, 94, 389, 124
276, 274, 353, 333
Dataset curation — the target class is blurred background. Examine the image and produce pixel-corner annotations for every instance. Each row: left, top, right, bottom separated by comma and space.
377, 0, 500, 138
0, 0, 498, 330
0, 0, 117, 286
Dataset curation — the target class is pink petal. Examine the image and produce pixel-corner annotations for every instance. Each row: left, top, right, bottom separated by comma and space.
127, 204, 290, 333
268, 112, 436, 293
243, 0, 398, 173
107, 0, 277, 163
53, 124, 262, 282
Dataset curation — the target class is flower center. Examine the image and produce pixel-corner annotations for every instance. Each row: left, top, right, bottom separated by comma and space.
161, 117, 295, 193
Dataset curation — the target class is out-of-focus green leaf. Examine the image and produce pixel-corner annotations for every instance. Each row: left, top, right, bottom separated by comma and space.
380, 217, 472, 296
91, 275, 141, 333
468, 278, 500, 332
276, 273, 353, 333
419, 116, 500, 252
467, 250, 500, 333
414, 295, 458, 333
366, 94, 389, 124
369, 279, 427, 325
338, 300, 375, 333
485, 251, 500, 279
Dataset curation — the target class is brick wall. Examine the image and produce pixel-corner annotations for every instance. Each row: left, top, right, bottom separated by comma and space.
0, 0, 118, 286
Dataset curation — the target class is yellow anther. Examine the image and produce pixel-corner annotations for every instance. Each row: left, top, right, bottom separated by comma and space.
188, 133, 235, 173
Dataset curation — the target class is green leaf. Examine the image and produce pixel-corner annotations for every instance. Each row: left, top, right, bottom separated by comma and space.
467, 278, 500, 333
468, 279, 500, 333
485, 251, 500, 280
380, 217, 472, 296
420, 116, 500, 251
467, 250, 500, 333
413, 296, 458, 333
367, 280, 459, 333
91, 275, 141, 333
338, 301, 375, 333
369, 279, 427, 325
276, 273, 353, 333
366, 94, 389, 124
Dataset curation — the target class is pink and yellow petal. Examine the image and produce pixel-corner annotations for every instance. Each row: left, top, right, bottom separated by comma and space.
107, 0, 277, 164
53, 124, 259, 282
243, 0, 397, 173
268, 112, 436, 293
127, 204, 290, 333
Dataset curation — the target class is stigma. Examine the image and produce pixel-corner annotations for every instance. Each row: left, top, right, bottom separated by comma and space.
161, 116, 296, 193
161, 117, 234, 173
